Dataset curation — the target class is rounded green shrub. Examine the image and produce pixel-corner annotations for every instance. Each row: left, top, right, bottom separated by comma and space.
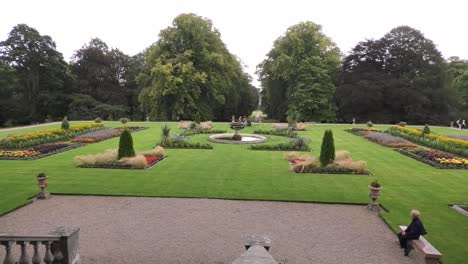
61, 117, 70, 130
320, 130, 335, 166
367, 121, 373, 127
118, 129, 136, 159
423, 125, 430, 134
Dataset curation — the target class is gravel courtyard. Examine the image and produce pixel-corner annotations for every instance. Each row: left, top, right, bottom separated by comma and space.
0, 196, 422, 264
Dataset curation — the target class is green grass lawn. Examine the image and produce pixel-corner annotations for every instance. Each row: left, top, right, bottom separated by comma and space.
1, 122, 467, 263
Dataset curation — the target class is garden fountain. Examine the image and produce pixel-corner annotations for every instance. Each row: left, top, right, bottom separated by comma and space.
207, 121, 267, 144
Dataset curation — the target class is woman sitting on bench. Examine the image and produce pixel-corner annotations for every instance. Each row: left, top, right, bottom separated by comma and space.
398, 210, 427, 256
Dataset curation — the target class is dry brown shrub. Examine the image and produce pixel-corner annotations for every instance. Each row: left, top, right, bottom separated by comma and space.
335, 159, 368, 174
290, 157, 319, 172
198, 121, 213, 130
138, 146, 165, 157
95, 149, 118, 164
74, 149, 117, 166
120, 154, 147, 169
178, 121, 191, 129
284, 152, 300, 161
335, 150, 351, 161
272, 123, 288, 130
295, 122, 306, 130
74, 155, 96, 166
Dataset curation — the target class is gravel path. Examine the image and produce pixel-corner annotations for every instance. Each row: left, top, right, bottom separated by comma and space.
0, 196, 422, 264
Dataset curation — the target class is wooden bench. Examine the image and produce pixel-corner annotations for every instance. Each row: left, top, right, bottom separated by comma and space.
399, 225, 442, 264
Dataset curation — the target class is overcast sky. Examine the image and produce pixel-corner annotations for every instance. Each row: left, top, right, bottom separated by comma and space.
1, 0, 467, 86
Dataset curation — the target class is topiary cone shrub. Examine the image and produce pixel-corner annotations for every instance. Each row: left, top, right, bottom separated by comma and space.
118, 129, 136, 159
61, 117, 70, 130
320, 129, 335, 166
423, 124, 430, 135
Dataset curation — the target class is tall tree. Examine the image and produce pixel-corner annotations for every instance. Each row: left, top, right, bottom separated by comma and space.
70, 38, 133, 120
445, 57, 468, 118
257, 22, 341, 122
0, 63, 21, 126
0, 24, 72, 123
337, 26, 449, 124
138, 13, 257, 121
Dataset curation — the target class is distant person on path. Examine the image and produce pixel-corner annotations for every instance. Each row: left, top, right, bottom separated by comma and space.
456, 119, 461, 130
398, 210, 426, 256
463, 120, 466, 129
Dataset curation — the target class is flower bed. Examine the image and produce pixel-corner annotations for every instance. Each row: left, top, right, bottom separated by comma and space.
165, 139, 214, 149
72, 126, 146, 143
0, 142, 85, 160
363, 131, 416, 148
387, 126, 468, 157
285, 151, 369, 175
250, 141, 310, 151
179, 129, 227, 136
0, 123, 104, 149
0, 150, 40, 159
75, 146, 166, 170
253, 129, 290, 137
346, 127, 380, 136
78, 156, 166, 170
395, 148, 468, 169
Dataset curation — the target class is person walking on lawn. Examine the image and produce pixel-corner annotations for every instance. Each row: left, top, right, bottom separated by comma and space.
397, 210, 427, 256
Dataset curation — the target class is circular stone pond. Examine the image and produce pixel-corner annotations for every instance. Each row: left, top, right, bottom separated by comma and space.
208, 133, 267, 144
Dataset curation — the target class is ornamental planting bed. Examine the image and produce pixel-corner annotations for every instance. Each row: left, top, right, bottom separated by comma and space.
72, 126, 146, 143
0, 142, 86, 160
0, 125, 147, 160
0, 123, 104, 149
75, 146, 167, 170
396, 148, 468, 169
346, 128, 416, 148
78, 156, 166, 170
285, 151, 370, 175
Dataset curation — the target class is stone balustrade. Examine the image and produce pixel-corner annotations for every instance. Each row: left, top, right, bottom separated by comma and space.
0, 226, 80, 264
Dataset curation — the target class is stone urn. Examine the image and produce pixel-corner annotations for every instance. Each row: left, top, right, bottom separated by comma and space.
230, 122, 245, 141
36, 173, 50, 199
368, 186, 382, 199
368, 180, 382, 211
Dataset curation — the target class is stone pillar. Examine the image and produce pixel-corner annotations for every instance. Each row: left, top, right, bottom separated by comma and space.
50, 226, 80, 264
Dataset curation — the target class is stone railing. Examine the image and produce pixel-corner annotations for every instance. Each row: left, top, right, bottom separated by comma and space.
0, 226, 80, 264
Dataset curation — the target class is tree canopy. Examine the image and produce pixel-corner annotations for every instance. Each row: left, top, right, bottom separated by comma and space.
257, 22, 341, 122
336, 26, 449, 124
138, 13, 258, 121
0, 20, 467, 126
0, 24, 72, 124
69, 38, 143, 120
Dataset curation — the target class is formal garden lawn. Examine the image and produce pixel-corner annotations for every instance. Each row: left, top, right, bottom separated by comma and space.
1, 122, 467, 263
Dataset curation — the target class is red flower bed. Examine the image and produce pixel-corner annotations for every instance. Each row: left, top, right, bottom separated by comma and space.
145, 156, 160, 165
290, 158, 306, 165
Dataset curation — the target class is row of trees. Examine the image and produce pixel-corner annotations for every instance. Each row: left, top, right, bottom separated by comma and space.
259, 24, 468, 124
1, 14, 467, 126
0, 14, 259, 126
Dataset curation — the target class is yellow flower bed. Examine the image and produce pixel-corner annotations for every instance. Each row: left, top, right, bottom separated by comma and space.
435, 158, 468, 165
0, 150, 40, 157
5, 123, 104, 143
389, 126, 468, 149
